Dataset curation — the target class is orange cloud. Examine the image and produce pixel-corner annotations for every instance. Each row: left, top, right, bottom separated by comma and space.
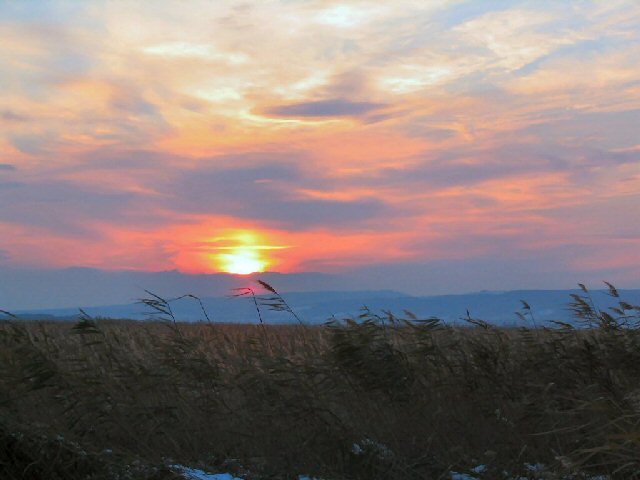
1, 0, 639, 290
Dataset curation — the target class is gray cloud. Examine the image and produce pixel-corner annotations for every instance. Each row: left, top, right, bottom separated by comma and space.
522, 108, 640, 151
164, 159, 386, 229
0, 178, 154, 236
0, 181, 22, 190
0, 164, 16, 171
9, 134, 52, 155
0, 148, 379, 240
352, 137, 640, 194
108, 83, 160, 117
409, 126, 458, 141
323, 71, 370, 99
264, 98, 385, 118
0, 147, 388, 233
1, 110, 29, 122
74, 148, 180, 171
342, 144, 564, 192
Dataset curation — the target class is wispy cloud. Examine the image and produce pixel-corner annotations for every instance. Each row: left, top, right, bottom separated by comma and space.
1, 111, 30, 123
0, 0, 638, 287
264, 99, 385, 118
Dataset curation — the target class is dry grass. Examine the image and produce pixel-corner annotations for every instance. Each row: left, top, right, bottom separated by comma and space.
1, 284, 640, 479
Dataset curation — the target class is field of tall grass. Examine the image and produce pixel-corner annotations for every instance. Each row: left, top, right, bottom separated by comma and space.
1, 283, 640, 479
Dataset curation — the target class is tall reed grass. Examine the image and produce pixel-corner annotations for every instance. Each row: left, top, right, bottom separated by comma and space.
1, 283, 639, 479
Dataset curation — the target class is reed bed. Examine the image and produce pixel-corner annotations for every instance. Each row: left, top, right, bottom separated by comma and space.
1, 284, 640, 479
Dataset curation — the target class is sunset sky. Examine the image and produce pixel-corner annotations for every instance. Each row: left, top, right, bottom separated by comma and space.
1, 1, 639, 290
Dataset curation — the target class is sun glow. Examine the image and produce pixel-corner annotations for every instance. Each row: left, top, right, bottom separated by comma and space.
213, 232, 288, 275
218, 247, 267, 275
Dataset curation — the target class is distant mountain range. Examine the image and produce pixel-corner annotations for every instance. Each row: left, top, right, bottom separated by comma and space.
4, 264, 636, 312
11, 288, 640, 327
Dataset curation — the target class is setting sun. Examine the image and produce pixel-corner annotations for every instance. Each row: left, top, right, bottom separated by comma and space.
218, 247, 267, 275
212, 231, 288, 275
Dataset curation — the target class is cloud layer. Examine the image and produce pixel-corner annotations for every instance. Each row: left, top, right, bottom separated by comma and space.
1, 0, 639, 289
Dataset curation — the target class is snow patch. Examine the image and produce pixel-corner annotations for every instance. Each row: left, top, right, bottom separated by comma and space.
173, 465, 242, 480
174, 465, 320, 480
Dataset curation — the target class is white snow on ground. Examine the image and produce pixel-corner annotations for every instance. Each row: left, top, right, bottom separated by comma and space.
450, 464, 486, 480
174, 465, 317, 480
174, 463, 610, 480
450, 473, 477, 480
173, 465, 242, 480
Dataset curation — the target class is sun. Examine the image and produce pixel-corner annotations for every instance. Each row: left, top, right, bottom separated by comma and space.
212, 231, 288, 275
218, 247, 266, 275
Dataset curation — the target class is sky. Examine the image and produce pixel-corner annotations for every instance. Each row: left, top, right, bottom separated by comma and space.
1, 0, 639, 293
